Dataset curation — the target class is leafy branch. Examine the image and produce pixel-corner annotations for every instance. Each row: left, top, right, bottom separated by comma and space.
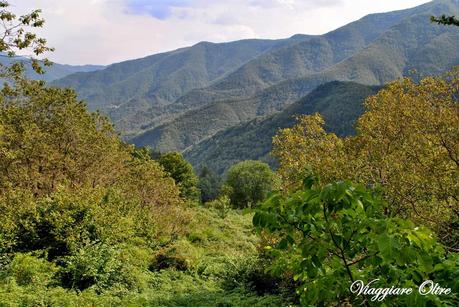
431, 14, 459, 27
0, 1, 54, 79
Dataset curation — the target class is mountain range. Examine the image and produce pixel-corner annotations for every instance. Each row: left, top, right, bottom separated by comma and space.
183, 81, 380, 174
49, 0, 459, 173
0, 55, 104, 82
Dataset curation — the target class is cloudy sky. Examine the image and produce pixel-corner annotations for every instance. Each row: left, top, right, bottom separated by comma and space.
13, 0, 431, 65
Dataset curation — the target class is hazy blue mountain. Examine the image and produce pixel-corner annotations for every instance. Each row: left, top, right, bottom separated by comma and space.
51, 0, 459, 161
127, 4, 423, 134
183, 82, 380, 174
30, 63, 104, 82
53, 0, 434, 136
131, 0, 459, 152
52, 38, 306, 135
0, 56, 103, 82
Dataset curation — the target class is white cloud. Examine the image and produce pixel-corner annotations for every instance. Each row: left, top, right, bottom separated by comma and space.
12, 0, 431, 65
249, 0, 342, 9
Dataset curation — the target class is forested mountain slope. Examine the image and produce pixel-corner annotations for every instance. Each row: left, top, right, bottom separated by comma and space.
52, 0, 459, 158
174, 3, 425, 105
183, 81, 380, 174
52, 38, 305, 134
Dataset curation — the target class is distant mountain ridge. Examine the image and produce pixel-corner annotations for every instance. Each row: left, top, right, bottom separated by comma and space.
53, 37, 309, 134
53, 1, 432, 134
52, 0, 459, 164
0, 55, 104, 82
183, 81, 380, 174
131, 0, 459, 153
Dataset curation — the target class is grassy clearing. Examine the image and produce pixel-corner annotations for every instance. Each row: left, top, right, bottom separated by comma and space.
0, 207, 288, 306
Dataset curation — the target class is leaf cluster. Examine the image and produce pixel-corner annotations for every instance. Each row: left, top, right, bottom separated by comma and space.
253, 177, 459, 306
0, 1, 54, 78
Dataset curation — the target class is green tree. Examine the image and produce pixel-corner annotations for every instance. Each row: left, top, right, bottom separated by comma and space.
198, 166, 221, 203
157, 152, 200, 201
224, 160, 276, 208
0, 78, 129, 196
253, 176, 459, 306
0, 78, 187, 291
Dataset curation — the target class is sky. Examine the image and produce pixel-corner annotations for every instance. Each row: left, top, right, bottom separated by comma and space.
12, 0, 432, 65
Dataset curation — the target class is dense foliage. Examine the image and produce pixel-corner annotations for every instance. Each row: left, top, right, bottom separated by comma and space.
273, 70, 459, 248
224, 161, 277, 208
254, 176, 459, 306
0, 78, 189, 299
156, 151, 200, 201
198, 166, 221, 203
0, 205, 287, 306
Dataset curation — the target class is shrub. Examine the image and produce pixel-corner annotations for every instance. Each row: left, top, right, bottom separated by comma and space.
2, 253, 57, 287
58, 243, 124, 291
205, 196, 231, 218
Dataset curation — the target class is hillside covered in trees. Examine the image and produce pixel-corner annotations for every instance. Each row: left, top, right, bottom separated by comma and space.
184, 81, 381, 174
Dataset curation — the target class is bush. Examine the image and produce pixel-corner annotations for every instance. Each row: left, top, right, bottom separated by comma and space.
58, 243, 124, 291
2, 253, 57, 287
204, 196, 231, 218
